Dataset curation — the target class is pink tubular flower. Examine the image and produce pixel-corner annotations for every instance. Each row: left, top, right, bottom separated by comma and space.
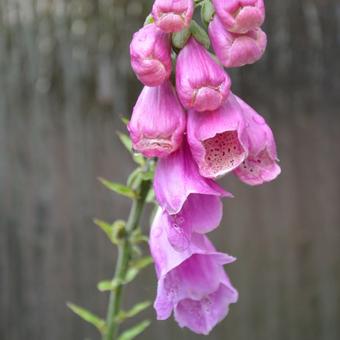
209, 15, 267, 68
212, 0, 265, 34
154, 138, 232, 215
130, 23, 172, 87
176, 38, 231, 112
128, 81, 186, 158
163, 194, 224, 251
234, 95, 281, 185
152, 0, 194, 33
187, 94, 248, 179
150, 209, 238, 335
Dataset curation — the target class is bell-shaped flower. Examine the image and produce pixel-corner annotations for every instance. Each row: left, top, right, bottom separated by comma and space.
150, 209, 239, 335
176, 38, 231, 112
128, 81, 186, 158
209, 15, 267, 68
212, 0, 265, 34
130, 23, 172, 86
152, 0, 194, 33
154, 138, 232, 215
163, 194, 224, 251
187, 94, 248, 178
234, 95, 281, 185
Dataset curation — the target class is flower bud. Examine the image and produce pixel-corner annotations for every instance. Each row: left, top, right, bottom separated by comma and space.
209, 15, 267, 68
176, 38, 231, 112
130, 24, 172, 87
234, 95, 281, 185
128, 81, 186, 158
212, 0, 265, 34
187, 94, 248, 178
152, 0, 194, 33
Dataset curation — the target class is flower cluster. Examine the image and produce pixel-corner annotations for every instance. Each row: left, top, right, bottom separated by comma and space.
128, 0, 280, 335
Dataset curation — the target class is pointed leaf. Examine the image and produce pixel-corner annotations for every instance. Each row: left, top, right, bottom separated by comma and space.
99, 178, 137, 199
146, 188, 155, 204
97, 279, 120, 292
117, 132, 132, 152
131, 256, 153, 270
93, 219, 115, 243
117, 301, 151, 323
132, 153, 145, 166
127, 168, 143, 188
117, 320, 151, 340
120, 116, 130, 125
130, 229, 149, 244
67, 303, 106, 334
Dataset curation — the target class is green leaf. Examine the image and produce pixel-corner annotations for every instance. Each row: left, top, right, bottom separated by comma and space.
97, 279, 120, 292
117, 320, 151, 340
120, 116, 130, 125
99, 178, 137, 199
132, 153, 145, 166
201, 0, 215, 26
145, 188, 155, 204
190, 20, 210, 49
67, 303, 106, 334
117, 132, 132, 152
172, 27, 191, 49
127, 168, 142, 188
130, 229, 149, 244
131, 256, 153, 270
93, 219, 114, 242
117, 301, 151, 323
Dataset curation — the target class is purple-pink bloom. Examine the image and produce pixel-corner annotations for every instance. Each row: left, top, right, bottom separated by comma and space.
234, 95, 281, 185
209, 15, 267, 68
152, 0, 194, 33
187, 94, 248, 179
130, 23, 172, 87
176, 38, 231, 112
154, 138, 232, 215
150, 209, 238, 335
128, 81, 186, 158
212, 0, 265, 34
164, 194, 224, 251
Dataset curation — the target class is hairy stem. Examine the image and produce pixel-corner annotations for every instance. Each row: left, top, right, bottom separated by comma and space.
103, 179, 152, 340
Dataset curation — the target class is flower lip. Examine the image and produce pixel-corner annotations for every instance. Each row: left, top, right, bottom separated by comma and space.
187, 94, 249, 179
135, 136, 173, 158
201, 131, 247, 178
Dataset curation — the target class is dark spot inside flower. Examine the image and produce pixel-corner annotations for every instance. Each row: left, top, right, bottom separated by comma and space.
202, 131, 246, 177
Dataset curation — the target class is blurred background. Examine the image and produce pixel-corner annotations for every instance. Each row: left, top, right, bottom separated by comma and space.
1, 0, 340, 339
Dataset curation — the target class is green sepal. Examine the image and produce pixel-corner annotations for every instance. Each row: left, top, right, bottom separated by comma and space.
172, 27, 191, 49
117, 320, 151, 340
67, 303, 106, 334
99, 177, 137, 199
201, 0, 215, 26
116, 301, 151, 323
144, 14, 154, 26
190, 20, 210, 49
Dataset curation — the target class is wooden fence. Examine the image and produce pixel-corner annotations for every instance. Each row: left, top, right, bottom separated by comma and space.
1, 0, 339, 339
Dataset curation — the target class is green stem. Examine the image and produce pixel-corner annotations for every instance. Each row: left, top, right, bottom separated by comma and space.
103, 179, 152, 340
